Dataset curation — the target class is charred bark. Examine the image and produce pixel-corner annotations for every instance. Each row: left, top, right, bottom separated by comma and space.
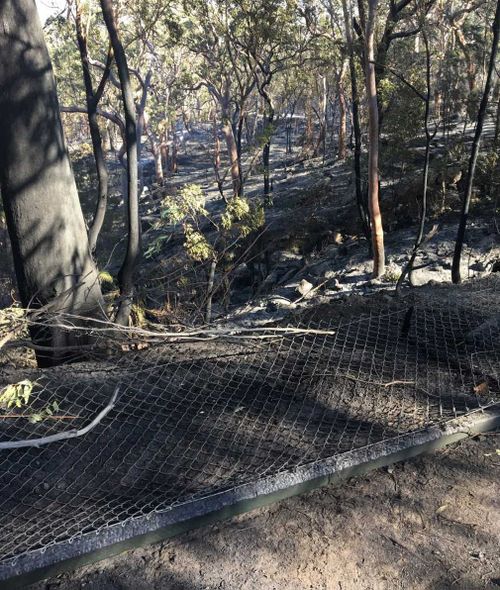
452, 0, 500, 283
342, 0, 371, 245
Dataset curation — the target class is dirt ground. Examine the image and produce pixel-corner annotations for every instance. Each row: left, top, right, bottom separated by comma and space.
31, 430, 500, 590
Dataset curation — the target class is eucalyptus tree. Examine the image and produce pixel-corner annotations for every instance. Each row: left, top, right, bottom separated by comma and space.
99, 0, 140, 326
0, 0, 103, 365
358, 0, 385, 277
396, 22, 439, 290
180, 0, 257, 198
337, 0, 370, 241
231, 0, 317, 200
73, 0, 112, 253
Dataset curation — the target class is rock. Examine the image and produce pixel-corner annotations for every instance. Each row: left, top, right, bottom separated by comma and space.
275, 251, 303, 264
323, 270, 337, 280
296, 279, 314, 297
267, 297, 296, 311
332, 231, 343, 245
329, 278, 343, 291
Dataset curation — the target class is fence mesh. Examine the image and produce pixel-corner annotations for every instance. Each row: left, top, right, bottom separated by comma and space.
0, 277, 499, 577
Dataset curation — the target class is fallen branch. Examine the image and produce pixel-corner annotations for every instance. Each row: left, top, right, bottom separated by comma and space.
0, 387, 119, 450
315, 372, 415, 388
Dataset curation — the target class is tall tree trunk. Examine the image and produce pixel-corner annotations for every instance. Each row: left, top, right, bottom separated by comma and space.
221, 100, 242, 197
363, 0, 385, 278
236, 111, 245, 193
342, 0, 371, 245
160, 131, 169, 174
100, 0, 140, 325
261, 93, 275, 202
152, 144, 163, 183
146, 120, 163, 183
452, 0, 500, 284
213, 116, 225, 200
0, 0, 104, 366
494, 81, 500, 149
170, 121, 178, 173
337, 60, 349, 160
136, 71, 152, 192
315, 75, 328, 159
74, 0, 111, 253
304, 100, 315, 156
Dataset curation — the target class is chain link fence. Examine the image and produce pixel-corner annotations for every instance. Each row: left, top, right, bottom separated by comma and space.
0, 277, 499, 582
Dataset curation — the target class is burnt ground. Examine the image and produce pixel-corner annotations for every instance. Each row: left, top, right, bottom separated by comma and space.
1, 120, 499, 590
31, 431, 500, 590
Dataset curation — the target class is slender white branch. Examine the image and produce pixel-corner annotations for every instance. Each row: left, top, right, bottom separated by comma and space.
0, 387, 119, 451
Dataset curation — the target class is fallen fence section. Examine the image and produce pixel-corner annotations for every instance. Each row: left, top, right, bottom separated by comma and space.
0, 277, 499, 588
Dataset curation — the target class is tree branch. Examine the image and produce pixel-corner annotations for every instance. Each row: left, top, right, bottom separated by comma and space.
60, 105, 125, 133
0, 387, 119, 450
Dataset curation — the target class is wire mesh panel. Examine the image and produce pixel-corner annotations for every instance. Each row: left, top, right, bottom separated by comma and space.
0, 277, 499, 581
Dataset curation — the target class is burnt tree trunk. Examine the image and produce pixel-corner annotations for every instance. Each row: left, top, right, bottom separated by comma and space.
342, 0, 371, 245
213, 115, 225, 200
100, 0, 140, 324
0, 0, 104, 366
262, 108, 274, 201
452, 0, 500, 283
363, 0, 385, 276
397, 31, 435, 291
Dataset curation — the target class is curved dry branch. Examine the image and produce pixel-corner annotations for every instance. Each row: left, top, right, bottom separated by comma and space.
0, 387, 119, 451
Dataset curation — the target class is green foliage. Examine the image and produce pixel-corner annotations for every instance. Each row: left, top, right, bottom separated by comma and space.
148, 184, 266, 265
131, 302, 147, 327
221, 196, 250, 230
466, 89, 481, 122
0, 380, 35, 409
222, 196, 265, 236
161, 184, 208, 224
28, 401, 61, 424
70, 143, 94, 159
0, 381, 64, 424
98, 270, 114, 284
378, 78, 398, 113
144, 234, 171, 259
183, 224, 214, 261
383, 77, 426, 143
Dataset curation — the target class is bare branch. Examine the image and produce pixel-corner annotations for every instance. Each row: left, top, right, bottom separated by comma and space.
0, 387, 119, 450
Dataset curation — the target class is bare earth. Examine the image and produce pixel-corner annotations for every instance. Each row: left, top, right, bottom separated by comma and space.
32, 431, 500, 590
